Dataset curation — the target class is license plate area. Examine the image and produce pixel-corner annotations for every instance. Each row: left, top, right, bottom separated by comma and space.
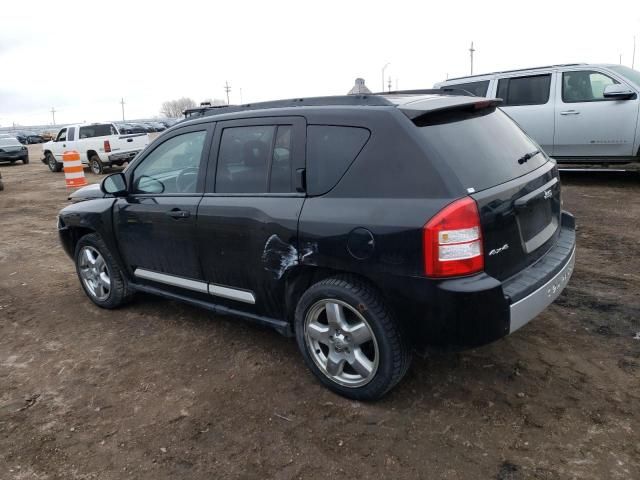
517, 203, 558, 253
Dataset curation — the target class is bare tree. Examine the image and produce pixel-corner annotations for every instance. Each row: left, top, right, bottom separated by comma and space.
160, 97, 197, 118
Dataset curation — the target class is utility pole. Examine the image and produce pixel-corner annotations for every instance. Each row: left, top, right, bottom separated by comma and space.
50, 107, 56, 126
381, 62, 390, 92
224, 81, 231, 105
469, 41, 475, 75
620, 53, 623, 65
120, 98, 125, 121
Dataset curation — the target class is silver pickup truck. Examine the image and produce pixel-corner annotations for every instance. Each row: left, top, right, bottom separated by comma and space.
42, 122, 149, 174
436, 63, 640, 165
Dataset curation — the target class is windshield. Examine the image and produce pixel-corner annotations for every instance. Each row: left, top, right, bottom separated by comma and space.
608, 65, 640, 88
415, 107, 549, 192
0, 138, 20, 146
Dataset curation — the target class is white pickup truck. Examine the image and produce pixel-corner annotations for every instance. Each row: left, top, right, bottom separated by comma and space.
42, 123, 149, 174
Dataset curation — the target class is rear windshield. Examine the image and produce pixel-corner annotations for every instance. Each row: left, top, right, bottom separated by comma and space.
78, 124, 117, 139
415, 107, 548, 192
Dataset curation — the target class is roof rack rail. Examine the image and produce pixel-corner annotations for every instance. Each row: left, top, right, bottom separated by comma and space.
445, 63, 586, 81
182, 95, 395, 119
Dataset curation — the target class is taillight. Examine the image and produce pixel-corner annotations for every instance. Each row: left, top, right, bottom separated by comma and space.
104, 140, 111, 153
423, 197, 484, 278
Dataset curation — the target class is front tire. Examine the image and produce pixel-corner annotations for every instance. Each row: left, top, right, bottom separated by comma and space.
295, 276, 411, 400
89, 155, 104, 175
75, 233, 132, 309
22, 156, 29, 164
46, 152, 62, 172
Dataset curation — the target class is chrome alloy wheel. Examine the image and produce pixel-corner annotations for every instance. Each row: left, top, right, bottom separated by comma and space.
78, 246, 111, 301
304, 299, 379, 388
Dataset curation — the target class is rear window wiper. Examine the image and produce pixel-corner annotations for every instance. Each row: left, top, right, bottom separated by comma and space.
517, 149, 541, 165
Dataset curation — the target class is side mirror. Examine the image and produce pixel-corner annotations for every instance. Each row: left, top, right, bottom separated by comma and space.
101, 172, 128, 196
603, 84, 636, 100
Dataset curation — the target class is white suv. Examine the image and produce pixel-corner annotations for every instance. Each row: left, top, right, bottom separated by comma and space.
436, 64, 640, 164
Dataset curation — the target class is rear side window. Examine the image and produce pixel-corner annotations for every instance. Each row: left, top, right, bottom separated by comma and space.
67, 127, 75, 141
415, 107, 548, 192
215, 125, 295, 194
496, 74, 551, 106
79, 124, 118, 139
306, 126, 370, 195
445, 80, 489, 97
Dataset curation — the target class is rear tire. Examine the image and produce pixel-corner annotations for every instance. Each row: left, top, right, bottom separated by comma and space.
22, 156, 29, 164
295, 275, 411, 400
46, 152, 62, 172
74, 233, 132, 309
90, 155, 104, 175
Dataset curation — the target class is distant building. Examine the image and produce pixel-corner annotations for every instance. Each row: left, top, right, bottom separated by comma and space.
348, 78, 372, 95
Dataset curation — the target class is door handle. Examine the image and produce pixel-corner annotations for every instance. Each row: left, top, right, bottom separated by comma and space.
560, 110, 580, 115
167, 209, 190, 219
62, 144, 66, 147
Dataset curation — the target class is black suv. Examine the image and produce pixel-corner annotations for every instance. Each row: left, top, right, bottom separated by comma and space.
58, 93, 576, 400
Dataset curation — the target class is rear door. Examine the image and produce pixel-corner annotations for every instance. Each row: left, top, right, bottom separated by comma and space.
494, 72, 556, 154
553, 68, 638, 157
113, 124, 213, 289
196, 116, 306, 317
413, 106, 560, 281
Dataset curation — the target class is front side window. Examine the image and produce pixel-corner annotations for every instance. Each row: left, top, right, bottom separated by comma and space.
57, 128, 67, 142
496, 74, 551, 106
562, 71, 619, 103
132, 130, 206, 194
447, 80, 490, 97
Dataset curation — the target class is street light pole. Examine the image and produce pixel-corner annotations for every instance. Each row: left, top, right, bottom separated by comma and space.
120, 98, 125, 122
51, 107, 56, 126
382, 63, 390, 92
469, 41, 475, 75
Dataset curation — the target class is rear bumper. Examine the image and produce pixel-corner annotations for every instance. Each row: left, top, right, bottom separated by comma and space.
401, 211, 576, 348
107, 150, 140, 164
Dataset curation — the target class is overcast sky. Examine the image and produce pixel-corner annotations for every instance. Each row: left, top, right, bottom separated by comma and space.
2, 0, 640, 127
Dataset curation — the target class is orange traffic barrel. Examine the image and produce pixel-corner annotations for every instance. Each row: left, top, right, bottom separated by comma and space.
62, 151, 87, 188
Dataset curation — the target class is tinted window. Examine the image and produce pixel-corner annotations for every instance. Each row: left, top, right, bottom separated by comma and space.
79, 124, 117, 139
446, 80, 489, 97
216, 126, 275, 193
496, 75, 551, 106
133, 130, 206, 194
67, 127, 75, 141
270, 126, 293, 193
562, 71, 619, 103
415, 108, 547, 192
306, 126, 370, 195
57, 128, 67, 142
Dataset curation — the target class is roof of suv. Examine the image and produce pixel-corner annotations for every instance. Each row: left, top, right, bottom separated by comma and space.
177, 91, 499, 128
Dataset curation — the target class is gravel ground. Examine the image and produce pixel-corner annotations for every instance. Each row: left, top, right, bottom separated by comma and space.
0, 145, 639, 479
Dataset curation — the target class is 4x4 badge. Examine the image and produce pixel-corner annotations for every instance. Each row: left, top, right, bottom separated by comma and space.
489, 244, 509, 256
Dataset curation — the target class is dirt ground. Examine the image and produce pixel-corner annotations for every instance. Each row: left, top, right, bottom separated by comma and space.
1, 145, 639, 480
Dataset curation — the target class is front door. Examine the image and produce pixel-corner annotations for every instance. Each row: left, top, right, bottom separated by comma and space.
113, 125, 213, 291
196, 117, 306, 317
553, 69, 639, 157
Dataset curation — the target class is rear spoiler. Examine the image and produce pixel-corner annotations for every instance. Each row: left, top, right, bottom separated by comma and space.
398, 97, 503, 120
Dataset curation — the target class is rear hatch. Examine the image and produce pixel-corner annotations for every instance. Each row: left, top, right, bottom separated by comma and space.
409, 101, 561, 281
